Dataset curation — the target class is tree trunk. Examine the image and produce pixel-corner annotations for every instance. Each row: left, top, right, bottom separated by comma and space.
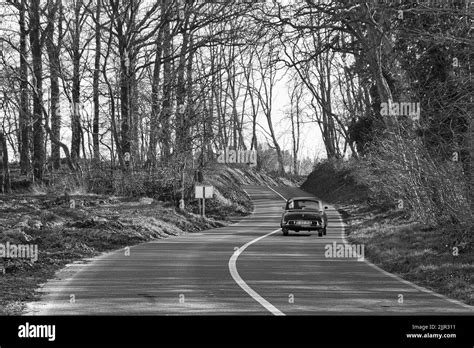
19, 0, 31, 176
70, 0, 82, 161
92, 0, 101, 161
160, 9, 172, 160
175, 27, 190, 154
290, 84, 302, 175
266, 112, 285, 175
0, 132, 11, 193
243, 50, 258, 151
186, 34, 195, 147
119, 25, 133, 167
46, 0, 61, 169
147, 18, 164, 165
29, 0, 45, 181
128, 4, 138, 163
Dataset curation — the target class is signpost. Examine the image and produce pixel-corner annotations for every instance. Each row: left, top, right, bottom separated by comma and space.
195, 185, 213, 217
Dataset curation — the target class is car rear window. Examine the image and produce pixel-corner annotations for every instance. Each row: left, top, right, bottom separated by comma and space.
288, 200, 320, 210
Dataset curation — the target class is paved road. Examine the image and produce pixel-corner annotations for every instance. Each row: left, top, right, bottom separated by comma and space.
26, 185, 473, 315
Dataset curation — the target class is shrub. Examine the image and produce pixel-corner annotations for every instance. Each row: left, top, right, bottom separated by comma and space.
358, 135, 471, 226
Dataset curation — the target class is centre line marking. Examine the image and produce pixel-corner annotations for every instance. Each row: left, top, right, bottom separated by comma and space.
228, 228, 285, 316
266, 185, 287, 201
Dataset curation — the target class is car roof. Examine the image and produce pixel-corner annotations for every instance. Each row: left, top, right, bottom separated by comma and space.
287, 197, 319, 201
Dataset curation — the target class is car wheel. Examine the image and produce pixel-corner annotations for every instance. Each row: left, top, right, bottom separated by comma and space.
318, 230, 323, 237
282, 228, 289, 236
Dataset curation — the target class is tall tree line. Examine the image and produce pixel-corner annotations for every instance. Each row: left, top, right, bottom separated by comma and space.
0, 0, 471, 203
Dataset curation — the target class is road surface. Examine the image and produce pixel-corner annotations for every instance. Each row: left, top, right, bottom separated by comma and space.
26, 185, 473, 315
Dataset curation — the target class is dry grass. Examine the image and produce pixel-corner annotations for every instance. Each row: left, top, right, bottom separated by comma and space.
337, 200, 473, 306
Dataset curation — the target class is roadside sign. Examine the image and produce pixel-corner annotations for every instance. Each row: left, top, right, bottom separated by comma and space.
195, 185, 213, 199
195, 185, 213, 217
195, 186, 203, 198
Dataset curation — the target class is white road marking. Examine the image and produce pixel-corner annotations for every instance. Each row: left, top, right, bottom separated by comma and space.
228, 227, 285, 316
228, 188, 285, 315
266, 185, 287, 201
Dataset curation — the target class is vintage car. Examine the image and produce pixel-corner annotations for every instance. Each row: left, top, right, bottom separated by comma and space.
280, 197, 328, 236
